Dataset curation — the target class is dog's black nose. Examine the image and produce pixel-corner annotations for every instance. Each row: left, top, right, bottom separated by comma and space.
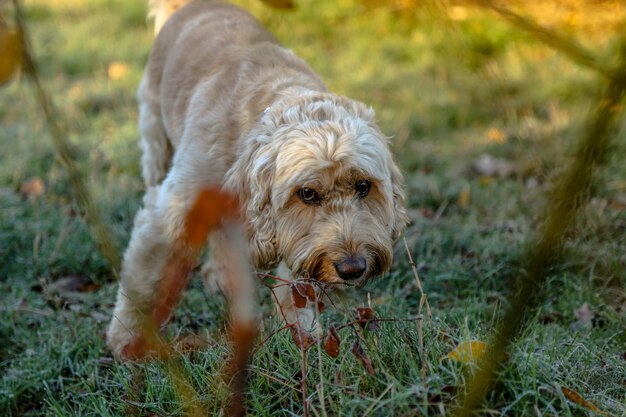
334, 257, 366, 280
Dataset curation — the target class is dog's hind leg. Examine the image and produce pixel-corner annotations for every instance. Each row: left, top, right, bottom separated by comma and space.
138, 76, 173, 187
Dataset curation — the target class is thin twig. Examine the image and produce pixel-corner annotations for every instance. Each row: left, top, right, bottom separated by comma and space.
471, 0, 615, 80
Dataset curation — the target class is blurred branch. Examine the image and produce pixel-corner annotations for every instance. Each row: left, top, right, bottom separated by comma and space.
452, 39, 626, 417
469, 0, 615, 80
12, 0, 121, 274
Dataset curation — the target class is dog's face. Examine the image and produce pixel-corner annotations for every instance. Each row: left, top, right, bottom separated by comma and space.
227, 96, 407, 285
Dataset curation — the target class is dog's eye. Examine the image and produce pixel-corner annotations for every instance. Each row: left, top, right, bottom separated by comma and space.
355, 180, 371, 198
298, 187, 322, 205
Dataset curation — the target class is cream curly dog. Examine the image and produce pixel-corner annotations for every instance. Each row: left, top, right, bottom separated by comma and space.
107, 0, 407, 357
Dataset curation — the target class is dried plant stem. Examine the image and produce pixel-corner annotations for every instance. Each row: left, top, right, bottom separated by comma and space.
403, 237, 432, 392
12, 0, 121, 274
452, 39, 626, 417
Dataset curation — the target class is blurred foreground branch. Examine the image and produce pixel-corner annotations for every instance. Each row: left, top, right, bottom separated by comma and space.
452, 38, 626, 417
469, 0, 615, 80
11, 0, 121, 274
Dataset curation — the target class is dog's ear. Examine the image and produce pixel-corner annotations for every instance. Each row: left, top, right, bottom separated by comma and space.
389, 159, 409, 241
224, 138, 280, 270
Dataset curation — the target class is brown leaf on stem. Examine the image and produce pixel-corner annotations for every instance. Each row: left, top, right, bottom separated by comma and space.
289, 325, 316, 351
355, 307, 379, 331
561, 386, 601, 413
317, 299, 325, 313
351, 338, 376, 376
324, 326, 340, 358
291, 282, 315, 308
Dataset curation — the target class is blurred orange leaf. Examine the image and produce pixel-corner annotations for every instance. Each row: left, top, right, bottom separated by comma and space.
0, 23, 21, 85
561, 386, 601, 413
257, 0, 295, 9
446, 340, 487, 363
184, 187, 239, 248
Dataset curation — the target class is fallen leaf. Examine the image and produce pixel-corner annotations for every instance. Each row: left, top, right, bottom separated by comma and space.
46, 275, 98, 295
561, 386, 601, 413
317, 299, 325, 313
107, 61, 129, 80
19, 177, 45, 200
351, 338, 376, 376
290, 325, 316, 350
446, 340, 487, 364
0, 23, 22, 85
324, 326, 340, 358
486, 127, 506, 143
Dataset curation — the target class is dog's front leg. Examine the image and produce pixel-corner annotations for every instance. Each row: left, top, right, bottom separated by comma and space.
273, 262, 322, 337
107, 144, 225, 358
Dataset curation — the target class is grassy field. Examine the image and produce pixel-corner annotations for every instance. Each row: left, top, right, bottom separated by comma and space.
1, 0, 625, 415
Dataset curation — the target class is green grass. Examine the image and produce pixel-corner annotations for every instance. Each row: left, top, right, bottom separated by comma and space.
1, 0, 625, 415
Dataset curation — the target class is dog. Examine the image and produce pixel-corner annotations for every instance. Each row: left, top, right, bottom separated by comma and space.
106, 0, 407, 358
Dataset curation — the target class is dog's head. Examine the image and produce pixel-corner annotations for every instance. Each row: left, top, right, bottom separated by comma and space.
226, 93, 408, 285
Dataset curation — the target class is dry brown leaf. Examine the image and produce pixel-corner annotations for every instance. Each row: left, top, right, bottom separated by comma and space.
561, 386, 601, 413
446, 340, 487, 364
355, 307, 379, 331
0, 23, 22, 85
291, 282, 315, 308
317, 299, 325, 313
290, 325, 316, 350
257, 0, 295, 10
351, 338, 376, 376
323, 326, 340, 358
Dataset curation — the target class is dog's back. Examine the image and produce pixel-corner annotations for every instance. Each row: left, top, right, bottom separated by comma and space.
143, 0, 324, 147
